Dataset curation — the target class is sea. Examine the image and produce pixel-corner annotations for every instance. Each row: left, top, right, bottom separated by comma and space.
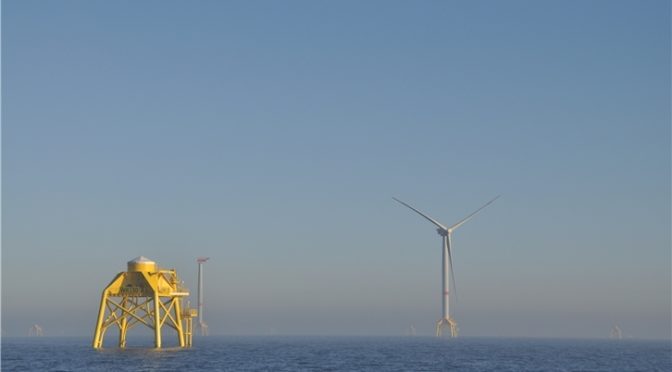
2, 336, 671, 371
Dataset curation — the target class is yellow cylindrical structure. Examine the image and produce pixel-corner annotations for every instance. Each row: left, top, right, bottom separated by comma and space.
154, 291, 161, 348
127, 256, 157, 272
92, 289, 110, 348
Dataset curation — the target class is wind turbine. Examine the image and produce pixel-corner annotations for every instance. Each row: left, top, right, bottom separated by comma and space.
393, 195, 499, 337
197, 257, 210, 336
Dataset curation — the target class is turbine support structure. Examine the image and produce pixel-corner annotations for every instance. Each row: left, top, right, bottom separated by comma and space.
197, 257, 210, 336
437, 231, 458, 337
92, 256, 196, 349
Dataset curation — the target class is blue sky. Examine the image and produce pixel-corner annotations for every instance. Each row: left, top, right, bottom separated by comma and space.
2, 0, 670, 339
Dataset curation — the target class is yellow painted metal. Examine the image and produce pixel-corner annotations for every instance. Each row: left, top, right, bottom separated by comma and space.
127, 261, 157, 273
182, 307, 198, 347
92, 257, 196, 349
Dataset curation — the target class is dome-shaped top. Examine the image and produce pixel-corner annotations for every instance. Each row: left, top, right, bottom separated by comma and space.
127, 256, 157, 272
129, 256, 155, 264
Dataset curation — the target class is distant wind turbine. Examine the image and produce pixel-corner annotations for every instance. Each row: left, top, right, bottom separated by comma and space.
197, 257, 210, 336
393, 195, 499, 337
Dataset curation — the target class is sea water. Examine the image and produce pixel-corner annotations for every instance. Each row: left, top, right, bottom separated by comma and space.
2, 336, 670, 371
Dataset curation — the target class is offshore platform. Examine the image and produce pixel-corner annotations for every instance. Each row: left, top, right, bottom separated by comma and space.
92, 257, 197, 349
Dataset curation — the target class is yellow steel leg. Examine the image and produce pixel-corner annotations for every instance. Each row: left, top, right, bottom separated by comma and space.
174, 298, 185, 347
154, 292, 161, 348
93, 291, 109, 348
119, 316, 128, 348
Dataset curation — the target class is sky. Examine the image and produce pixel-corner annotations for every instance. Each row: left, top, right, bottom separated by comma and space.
2, 0, 670, 339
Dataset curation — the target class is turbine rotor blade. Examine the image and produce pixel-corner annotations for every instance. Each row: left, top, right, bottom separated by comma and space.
392, 197, 448, 230
448, 195, 500, 232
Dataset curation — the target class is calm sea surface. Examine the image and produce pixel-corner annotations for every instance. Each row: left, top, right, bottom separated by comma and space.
2, 336, 670, 371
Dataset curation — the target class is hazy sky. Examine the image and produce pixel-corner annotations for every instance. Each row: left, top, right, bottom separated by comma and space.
2, 0, 670, 339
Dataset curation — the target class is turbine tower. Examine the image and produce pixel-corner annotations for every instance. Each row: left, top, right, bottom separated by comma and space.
197, 257, 210, 336
393, 196, 499, 337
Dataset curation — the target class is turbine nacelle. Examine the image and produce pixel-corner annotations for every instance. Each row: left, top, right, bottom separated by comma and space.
437, 228, 449, 237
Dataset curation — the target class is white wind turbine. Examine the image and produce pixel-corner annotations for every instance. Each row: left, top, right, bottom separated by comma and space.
197, 257, 210, 336
393, 196, 499, 337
